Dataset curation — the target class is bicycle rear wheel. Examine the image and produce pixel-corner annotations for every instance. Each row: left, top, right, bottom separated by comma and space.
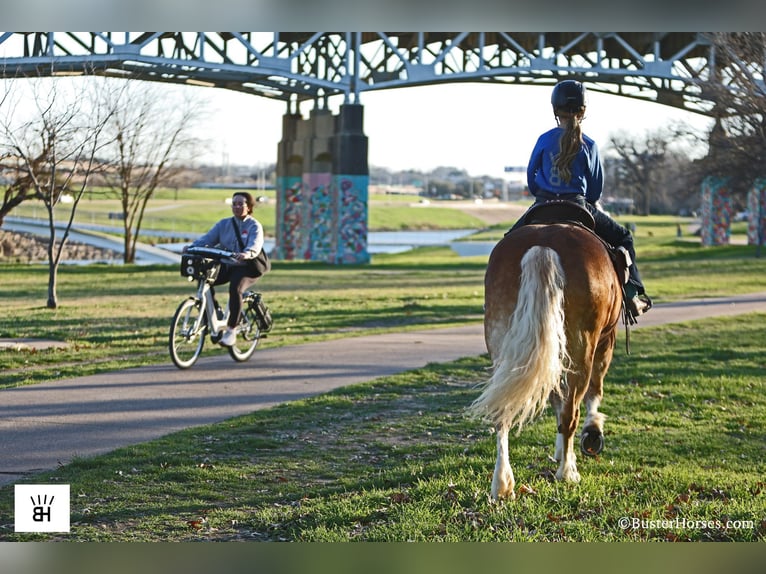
228, 293, 261, 362
170, 297, 207, 369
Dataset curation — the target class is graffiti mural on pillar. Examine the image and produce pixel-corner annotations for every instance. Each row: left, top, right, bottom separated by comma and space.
275, 177, 304, 260
276, 173, 370, 263
747, 178, 766, 246
700, 176, 733, 246
275, 104, 369, 263
334, 175, 370, 264
305, 172, 333, 260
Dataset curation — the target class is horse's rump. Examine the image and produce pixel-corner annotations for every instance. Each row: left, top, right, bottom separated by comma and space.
475, 224, 622, 429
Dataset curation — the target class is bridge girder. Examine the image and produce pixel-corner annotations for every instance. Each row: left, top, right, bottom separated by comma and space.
0, 32, 760, 115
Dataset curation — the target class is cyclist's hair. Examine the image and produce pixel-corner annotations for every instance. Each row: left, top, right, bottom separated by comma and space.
554, 108, 585, 185
233, 192, 254, 214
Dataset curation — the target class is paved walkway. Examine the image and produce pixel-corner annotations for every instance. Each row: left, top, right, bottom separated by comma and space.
1, 292, 765, 486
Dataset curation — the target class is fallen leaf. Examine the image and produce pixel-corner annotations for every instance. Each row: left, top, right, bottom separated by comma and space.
674, 493, 691, 504
390, 492, 410, 504
517, 484, 537, 496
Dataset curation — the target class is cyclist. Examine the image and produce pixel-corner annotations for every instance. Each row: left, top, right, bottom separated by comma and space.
183, 191, 270, 346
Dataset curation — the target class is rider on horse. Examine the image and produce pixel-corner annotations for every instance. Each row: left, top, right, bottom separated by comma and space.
508, 80, 652, 319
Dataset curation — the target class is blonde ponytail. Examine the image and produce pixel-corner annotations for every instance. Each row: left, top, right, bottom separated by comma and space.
553, 110, 585, 184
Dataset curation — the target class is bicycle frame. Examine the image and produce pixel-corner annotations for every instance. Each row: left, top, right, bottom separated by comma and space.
195, 280, 228, 342
170, 246, 263, 369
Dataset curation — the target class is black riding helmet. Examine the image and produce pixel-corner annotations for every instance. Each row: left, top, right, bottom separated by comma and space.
551, 80, 586, 113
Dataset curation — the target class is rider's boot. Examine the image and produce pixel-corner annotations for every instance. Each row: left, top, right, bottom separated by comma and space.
625, 279, 652, 318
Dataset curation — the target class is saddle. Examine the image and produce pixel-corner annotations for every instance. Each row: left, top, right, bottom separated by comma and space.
513, 199, 632, 299
519, 199, 596, 230
512, 199, 640, 345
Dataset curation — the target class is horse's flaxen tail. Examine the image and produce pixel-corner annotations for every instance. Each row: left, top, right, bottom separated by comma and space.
470, 246, 569, 432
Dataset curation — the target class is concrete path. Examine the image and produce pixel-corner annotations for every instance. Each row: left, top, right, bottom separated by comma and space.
1, 291, 764, 486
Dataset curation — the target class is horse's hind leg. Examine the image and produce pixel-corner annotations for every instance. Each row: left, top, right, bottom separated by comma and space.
550, 392, 565, 463
553, 368, 592, 483
580, 334, 615, 457
491, 424, 516, 500
580, 389, 606, 457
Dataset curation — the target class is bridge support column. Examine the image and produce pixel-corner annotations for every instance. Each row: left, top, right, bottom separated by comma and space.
700, 176, 733, 246
747, 178, 766, 247
274, 103, 369, 263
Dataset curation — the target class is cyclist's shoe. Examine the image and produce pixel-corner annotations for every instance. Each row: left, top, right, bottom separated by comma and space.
220, 327, 237, 347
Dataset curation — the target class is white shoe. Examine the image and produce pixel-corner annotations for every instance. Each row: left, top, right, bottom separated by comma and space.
219, 327, 237, 347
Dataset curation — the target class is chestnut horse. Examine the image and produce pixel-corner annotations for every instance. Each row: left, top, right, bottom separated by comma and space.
470, 222, 623, 500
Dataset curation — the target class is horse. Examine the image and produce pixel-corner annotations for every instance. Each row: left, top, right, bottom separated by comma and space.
469, 217, 624, 500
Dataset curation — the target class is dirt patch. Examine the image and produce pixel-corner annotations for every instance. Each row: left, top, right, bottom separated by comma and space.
428, 200, 528, 227
0, 338, 69, 351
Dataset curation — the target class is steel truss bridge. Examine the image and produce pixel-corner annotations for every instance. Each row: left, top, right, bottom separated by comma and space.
0, 32, 756, 115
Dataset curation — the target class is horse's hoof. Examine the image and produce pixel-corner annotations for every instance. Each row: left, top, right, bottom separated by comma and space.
580, 429, 604, 457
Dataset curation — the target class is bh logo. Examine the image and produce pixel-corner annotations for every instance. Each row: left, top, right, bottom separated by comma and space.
15, 484, 70, 533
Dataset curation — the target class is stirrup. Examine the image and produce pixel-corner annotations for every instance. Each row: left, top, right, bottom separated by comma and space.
628, 293, 652, 318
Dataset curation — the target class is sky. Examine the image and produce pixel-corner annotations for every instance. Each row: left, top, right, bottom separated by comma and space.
196, 80, 715, 179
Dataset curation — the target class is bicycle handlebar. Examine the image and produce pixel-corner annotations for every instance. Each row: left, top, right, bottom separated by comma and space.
185, 246, 236, 261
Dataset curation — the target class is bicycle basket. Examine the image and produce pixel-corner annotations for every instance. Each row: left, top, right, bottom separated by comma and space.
248, 292, 273, 332
180, 254, 220, 283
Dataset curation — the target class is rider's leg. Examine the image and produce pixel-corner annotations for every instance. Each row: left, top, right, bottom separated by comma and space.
212, 267, 234, 321
226, 268, 259, 329
588, 206, 652, 315
589, 208, 641, 289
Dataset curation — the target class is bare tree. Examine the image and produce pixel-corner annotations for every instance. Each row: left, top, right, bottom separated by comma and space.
0, 81, 41, 226
701, 33, 766, 198
606, 123, 705, 215
0, 76, 114, 308
97, 82, 209, 263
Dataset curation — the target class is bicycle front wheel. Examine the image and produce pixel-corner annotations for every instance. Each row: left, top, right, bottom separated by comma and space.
228, 294, 261, 362
169, 297, 207, 369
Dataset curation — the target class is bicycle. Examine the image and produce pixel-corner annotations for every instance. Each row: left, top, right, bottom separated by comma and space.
169, 246, 272, 369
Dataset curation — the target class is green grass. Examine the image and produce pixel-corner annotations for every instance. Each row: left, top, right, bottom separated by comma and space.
2, 227, 766, 388
0, 248, 488, 387
11, 189, 487, 239
2, 200, 765, 542
1, 314, 763, 541
368, 203, 482, 231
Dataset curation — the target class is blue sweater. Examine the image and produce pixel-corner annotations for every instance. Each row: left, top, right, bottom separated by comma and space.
527, 127, 604, 204
190, 216, 264, 262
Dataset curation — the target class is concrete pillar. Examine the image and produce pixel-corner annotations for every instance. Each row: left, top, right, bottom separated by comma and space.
747, 178, 766, 246
274, 103, 369, 263
303, 108, 335, 261
331, 103, 369, 264
275, 112, 303, 260
700, 176, 733, 246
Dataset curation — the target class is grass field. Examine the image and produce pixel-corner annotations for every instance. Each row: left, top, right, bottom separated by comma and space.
2, 235, 765, 388
1, 197, 765, 542
10, 189, 486, 238
1, 313, 764, 542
